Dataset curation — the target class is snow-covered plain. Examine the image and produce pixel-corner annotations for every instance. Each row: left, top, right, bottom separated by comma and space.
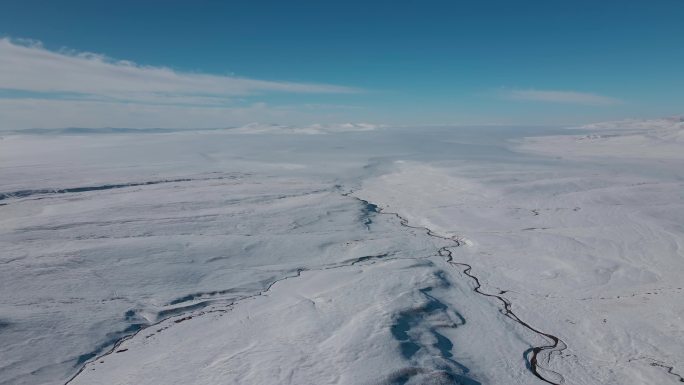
518, 117, 684, 160
1, 121, 682, 384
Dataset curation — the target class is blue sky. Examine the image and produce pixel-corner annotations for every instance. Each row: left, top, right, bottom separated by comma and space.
1, 0, 683, 129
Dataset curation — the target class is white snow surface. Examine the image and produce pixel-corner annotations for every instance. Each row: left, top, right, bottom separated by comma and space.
518, 117, 684, 159
1, 121, 683, 385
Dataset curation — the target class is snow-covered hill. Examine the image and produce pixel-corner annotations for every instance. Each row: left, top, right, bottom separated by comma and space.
1, 121, 682, 385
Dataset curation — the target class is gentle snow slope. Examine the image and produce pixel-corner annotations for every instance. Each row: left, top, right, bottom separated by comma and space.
1, 121, 682, 384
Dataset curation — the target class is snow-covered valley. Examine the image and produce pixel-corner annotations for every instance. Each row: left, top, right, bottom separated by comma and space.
1, 121, 682, 384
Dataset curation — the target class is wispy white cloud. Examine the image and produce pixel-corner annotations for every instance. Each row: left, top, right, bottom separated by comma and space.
504, 89, 622, 106
0, 38, 365, 129
0, 38, 358, 106
231, 122, 381, 135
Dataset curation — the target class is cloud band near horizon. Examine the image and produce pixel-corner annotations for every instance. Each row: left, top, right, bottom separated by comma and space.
0, 38, 359, 106
504, 89, 622, 106
0, 37, 628, 130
